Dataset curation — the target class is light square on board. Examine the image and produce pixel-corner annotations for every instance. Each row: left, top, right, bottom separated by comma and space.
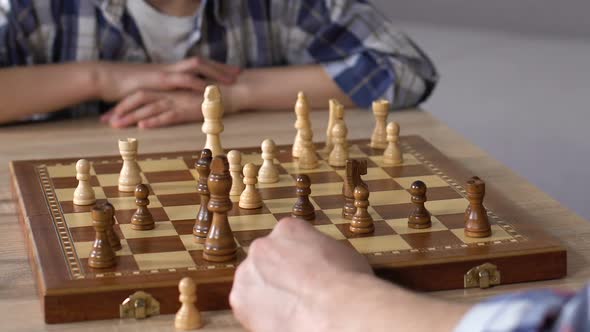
179, 234, 205, 251
137, 158, 189, 172
109, 195, 162, 210
119, 221, 178, 239
451, 225, 514, 244
335, 167, 391, 181
163, 205, 199, 221
47, 164, 96, 178
150, 181, 197, 196
64, 212, 93, 228
95, 173, 148, 187
258, 174, 295, 189
425, 198, 469, 216
314, 224, 347, 240
240, 152, 263, 165
369, 154, 420, 167
55, 187, 106, 202
264, 197, 319, 214
394, 175, 449, 189
370, 190, 412, 206
348, 235, 411, 254
228, 214, 278, 232
281, 160, 332, 174
386, 216, 448, 234
134, 251, 196, 270
323, 207, 381, 224
310, 182, 342, 197
347, 144, 369, 158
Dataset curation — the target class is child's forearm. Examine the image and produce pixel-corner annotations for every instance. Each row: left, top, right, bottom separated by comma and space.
0, 62, 101, 123
227, 65, 355, 112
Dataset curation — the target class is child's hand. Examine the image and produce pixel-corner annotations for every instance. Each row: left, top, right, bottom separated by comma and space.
96, 57, 241, 102
101, 90, 204, 128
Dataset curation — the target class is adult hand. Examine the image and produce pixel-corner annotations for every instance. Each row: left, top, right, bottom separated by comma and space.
229, 217, 374, 332
101, 90, 203, 128
96, 57, 241, 102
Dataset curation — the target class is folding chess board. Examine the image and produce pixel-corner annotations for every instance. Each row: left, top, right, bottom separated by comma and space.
10, 136, 566, 323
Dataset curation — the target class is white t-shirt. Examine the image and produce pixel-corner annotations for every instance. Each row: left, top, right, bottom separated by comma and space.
126, 0, 198, 63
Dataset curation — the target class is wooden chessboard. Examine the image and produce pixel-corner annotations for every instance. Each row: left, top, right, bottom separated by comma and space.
10, 136, 566, 323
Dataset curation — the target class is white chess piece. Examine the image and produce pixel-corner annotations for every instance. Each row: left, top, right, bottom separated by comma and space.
292, 92, 311, 158
228, 150, 245, 196
328, 122, 348, 167
298, 127, 318, 169
370, 99, 389, 149
322, 98, 339, 154
383, 121, 403, 165
201, 85, 224, 157
174, 277, 202, 330
239, 163, 263, 209
73, 159, 96, 205
258, 139, 280, 183
118, 138, 141, 192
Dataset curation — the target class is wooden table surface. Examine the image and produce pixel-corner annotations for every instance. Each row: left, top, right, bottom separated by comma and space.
1, 108, 588, 331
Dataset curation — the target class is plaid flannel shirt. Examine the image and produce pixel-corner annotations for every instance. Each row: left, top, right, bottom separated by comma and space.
455, 285, 590, 332
0, 0, 437, 121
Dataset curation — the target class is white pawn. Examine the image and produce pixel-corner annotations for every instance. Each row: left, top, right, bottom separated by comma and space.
298, 127, 318, 169
201, 85, 224, 157
258, 139, 280, 183
239, 163, 263, 209
118, 138, 142, 192
175, 277, 202, 330
370, 99, 389, 149
383, 121, 403, 165
328, 122, 348, 167
73, 159, 95, 206
228, 150, 246, 196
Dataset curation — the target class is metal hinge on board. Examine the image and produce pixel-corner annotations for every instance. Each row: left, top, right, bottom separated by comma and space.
464, 263, 501, 289
120, 291, 160, 319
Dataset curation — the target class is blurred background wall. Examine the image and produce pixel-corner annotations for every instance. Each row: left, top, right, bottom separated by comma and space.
370, 1, 590, 220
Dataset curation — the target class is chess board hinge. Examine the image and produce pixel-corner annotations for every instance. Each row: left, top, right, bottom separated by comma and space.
464, 263, 501, 289
120, 291, 160, 319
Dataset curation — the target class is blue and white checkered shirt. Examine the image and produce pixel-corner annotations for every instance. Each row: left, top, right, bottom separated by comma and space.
455, 285, 590, 332
0, 0, 438, 121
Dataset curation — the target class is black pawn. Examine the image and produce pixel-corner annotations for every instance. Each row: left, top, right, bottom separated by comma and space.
408, 180, 432, 229
194, 149, 213, 243
291, 174, 315, 221
350, 185, 374, 234
131, 184, 155, 230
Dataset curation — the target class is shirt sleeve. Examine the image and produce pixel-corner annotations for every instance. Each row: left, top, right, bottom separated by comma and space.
0, 0, 33, 67
277, 0, 438, 109
454, 285, 590, 332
